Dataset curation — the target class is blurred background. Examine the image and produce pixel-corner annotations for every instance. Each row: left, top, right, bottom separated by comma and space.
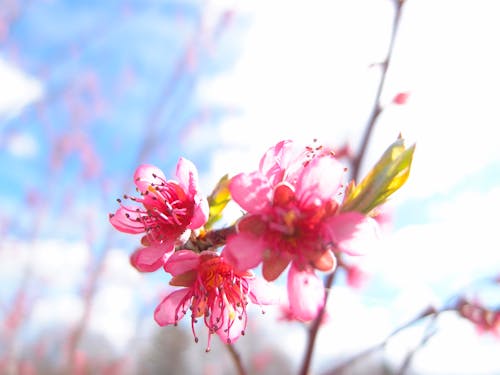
1, 0, 500, 374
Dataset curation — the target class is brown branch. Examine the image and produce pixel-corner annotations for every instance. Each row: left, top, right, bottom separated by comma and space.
225, 344, 247, 375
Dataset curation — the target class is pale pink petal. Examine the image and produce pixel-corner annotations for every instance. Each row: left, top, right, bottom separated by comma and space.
130, 244, 174, 272
248, 277, 281, 306
259, 140, 293, 185
223, 233, 266, 272
287, 263, 325, 321
109, 207, 145, 234
164, 249, 200, 275
133, 164, 166, 193
188, 195, 209, 229
154, 289, 190, 326
175, 157, 199, 197
214, 305, 245, 344
296, 156, 345, 207
324, 212, 379, 255
229, 172, 272, 214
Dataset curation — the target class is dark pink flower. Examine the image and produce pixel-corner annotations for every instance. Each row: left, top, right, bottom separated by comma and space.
109, 158, 208, 272
225, 140, 379, 321
155, 249, 277, 351
458, 299, 500, 337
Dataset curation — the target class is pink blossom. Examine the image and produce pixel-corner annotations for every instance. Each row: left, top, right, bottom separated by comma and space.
109, 158, 208, 272
344, 263, 369, 289
226, 140, 379, 321
392, 91, 410, 105
458, 299, 500, 337
155, 249, 277, 351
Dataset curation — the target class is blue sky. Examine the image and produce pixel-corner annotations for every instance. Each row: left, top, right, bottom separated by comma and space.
1, 0, 500, 374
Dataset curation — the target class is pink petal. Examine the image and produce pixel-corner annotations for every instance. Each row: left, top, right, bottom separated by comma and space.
154, 289, 190, 326
175, 157, 199, 197
134, 164, 166, 193
287, 263, 325, 321
214, 304, 245, 344
296, 156, 345, 207
188, 195, 209, 229
259, 140, 293, 185
164, 249, 200, 276
109, 206, 145, 234
229, 172, 272, 214
324, 212, 379, 255
130, 244, 174, 272
223, 233, 266, 272
248, 276, 281, 306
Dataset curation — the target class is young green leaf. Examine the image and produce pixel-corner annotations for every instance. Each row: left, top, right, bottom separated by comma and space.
342, 135, 415, 214
205, 174, 232, 230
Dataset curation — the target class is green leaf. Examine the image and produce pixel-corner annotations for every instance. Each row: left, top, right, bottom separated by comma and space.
342, 135, 415, 214
205, 174, 232, 230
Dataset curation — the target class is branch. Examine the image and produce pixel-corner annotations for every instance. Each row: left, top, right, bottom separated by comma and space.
225, 344, 247, 375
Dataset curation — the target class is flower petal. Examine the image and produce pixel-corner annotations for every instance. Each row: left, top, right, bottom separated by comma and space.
154, 289, 190, 326
130, 244, 174, 272
287, 263, 324, 321
259, 140, 293, 185
175, 157, 199, 197
229, 172, 272, 214
134, 164, 166, 194
164, 249, 200, 276
109, 206, 145, 234
223, 233, 266, 272
188, 195, 209, 229
248, 276, 281, 306
296, 156, 345, 207
324, 212, 380, 255
214, 304, 245, 344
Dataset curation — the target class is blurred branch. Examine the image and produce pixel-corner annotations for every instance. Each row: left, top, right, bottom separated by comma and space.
323, 306, 439, 375
299, 2, 407, 375
226, 344, 247, 375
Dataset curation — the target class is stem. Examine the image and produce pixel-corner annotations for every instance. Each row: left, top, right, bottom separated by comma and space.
299, 2, 406, 374
225, 344, 247, 375
351, 0, 405, 181
299, 270, 340, 375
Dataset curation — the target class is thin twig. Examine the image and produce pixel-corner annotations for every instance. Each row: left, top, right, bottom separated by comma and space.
396, 311, 439, 375
351, 0, 406, 181
324, 306, 438, 375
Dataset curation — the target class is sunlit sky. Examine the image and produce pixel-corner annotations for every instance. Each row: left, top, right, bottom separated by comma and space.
1, 0, 499, 373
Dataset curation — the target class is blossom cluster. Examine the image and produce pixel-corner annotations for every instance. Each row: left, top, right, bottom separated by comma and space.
109, 139, 411, 350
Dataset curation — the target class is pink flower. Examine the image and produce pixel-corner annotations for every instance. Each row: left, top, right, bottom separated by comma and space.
155, 249, 277, 351
344, 263, 369, 289
392, 91, 410, 105
226, 140, 379, 321
109, 158, 208, 272
458, 299, 500, 337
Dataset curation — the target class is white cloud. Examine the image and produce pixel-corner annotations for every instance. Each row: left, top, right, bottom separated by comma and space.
5, 132, 38, 158
193, 0, 500, 204
0, 239, 90, 288
0, 57, 43, 119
